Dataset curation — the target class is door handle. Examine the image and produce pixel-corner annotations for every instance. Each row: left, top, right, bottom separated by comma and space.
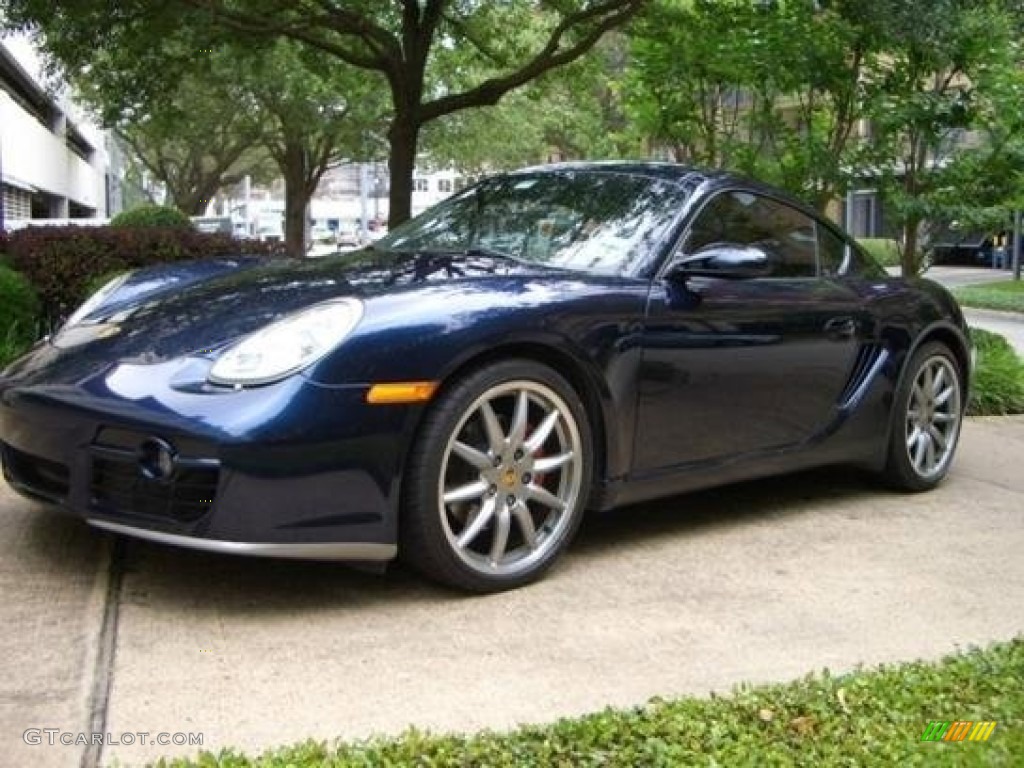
824, 317, 856, 340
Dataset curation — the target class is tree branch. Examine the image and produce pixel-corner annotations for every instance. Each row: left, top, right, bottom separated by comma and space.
181, 0, 390, 70
420, 0, 643, 122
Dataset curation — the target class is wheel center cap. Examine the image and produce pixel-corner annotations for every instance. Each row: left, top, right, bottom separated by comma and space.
500, 467, 518, 489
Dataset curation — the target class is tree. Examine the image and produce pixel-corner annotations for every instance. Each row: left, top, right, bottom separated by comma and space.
1, 6, 384, 257
2, 0, 644, 227
624, 0, 877, 210
422, 35, 635, 174
235, 41, 387, 256
625, 0, 766, 170
860, 0, 1016, 275
43, 17, 271, 216
749, 0, 881, 210
114, 89, 269, 216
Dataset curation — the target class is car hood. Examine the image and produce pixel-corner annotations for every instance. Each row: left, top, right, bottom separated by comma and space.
8, 249, 564, 375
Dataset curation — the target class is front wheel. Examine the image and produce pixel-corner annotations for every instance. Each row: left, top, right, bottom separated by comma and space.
401, 360, 592, 592
883, 341, 964, 491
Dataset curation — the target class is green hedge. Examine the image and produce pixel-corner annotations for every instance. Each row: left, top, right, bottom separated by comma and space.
857, 238, 901, 268
969, 327, 1024, 415
0, 265, 40, 369
5, 226, 288, 325
111, 204, 191, 228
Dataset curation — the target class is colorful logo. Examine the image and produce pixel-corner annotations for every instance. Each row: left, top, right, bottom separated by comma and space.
921, 721, 997, 742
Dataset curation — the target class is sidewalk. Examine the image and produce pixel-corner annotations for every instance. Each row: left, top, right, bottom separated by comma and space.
0, 417, 1021, 766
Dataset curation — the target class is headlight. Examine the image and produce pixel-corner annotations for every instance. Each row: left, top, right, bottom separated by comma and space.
208, 298, 364, 387
64, 272, 132, 328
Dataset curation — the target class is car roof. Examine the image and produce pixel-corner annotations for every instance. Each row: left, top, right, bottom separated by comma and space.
510, 161, 823, 221
514, 160, 717, 185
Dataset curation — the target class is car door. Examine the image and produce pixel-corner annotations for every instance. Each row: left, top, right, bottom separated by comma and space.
631, 188, 866, 475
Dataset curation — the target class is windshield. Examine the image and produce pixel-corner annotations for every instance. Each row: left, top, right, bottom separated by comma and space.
376, 171, 690, 276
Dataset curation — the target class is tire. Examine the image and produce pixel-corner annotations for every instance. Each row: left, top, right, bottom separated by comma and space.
882, 341, 964, 492
401, 359, 593, 592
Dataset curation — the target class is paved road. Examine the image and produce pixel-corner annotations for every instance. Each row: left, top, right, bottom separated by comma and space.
921, 265, 1015, 288
0, 417, 1021, 766
964, 308, 1024, 356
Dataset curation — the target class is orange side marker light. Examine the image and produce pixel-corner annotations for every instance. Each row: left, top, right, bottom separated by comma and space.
367, 381, 439, 404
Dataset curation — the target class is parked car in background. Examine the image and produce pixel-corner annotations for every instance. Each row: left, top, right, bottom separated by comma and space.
256, 224, 283, 244
310, 225, 335, 245
336, 224, 362, 248
0, 163, 971, 593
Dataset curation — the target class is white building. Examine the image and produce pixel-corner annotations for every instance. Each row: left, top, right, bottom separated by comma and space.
1, 33, 117, 228
223, 164, 466, 242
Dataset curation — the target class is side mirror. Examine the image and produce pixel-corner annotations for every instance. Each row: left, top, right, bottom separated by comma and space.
667, 243, 774, 280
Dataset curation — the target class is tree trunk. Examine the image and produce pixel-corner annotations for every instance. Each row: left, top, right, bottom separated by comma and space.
169, 187, 208, 216
282, 142, 310, 259
387, 117, 420, 229
902, 215, 921, 278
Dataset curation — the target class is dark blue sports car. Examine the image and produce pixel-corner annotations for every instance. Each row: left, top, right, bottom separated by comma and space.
0, 163, 971, 591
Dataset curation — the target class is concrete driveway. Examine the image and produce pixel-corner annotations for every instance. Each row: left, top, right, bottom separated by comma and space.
1, 417, 1022, 767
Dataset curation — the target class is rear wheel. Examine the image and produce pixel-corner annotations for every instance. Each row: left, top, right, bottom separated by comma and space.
883, 341, 964, 491
401, 359, 592, 592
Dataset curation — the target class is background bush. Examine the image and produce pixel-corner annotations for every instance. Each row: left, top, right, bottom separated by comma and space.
969, 327, 1024, 415
857, 238, 901, 268
5, 226, 288, 325
110, 204, 191, 228
0, 264, 41, 369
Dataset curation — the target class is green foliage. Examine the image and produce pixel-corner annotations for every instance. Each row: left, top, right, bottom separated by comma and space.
955, 280, 1024, 313
857, 238, 902, 268
4, 227, 286, 325
423, 35, 635, 173
969, 327, 1024, 415
155, 637, 1024, 766
2, 0, 642, 227
860, 0, 1023, 276
0, 325, 33, 370
234, 39, 388, 256
110, 205, 192, 229
625, 0, 873, 209
0, 265, 41, 367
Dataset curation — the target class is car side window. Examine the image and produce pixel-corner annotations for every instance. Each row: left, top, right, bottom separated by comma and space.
684, 191, 819, 278
817, 224, 850, 276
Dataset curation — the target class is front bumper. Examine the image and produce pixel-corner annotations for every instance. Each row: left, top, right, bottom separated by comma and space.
0, 355, 413, 561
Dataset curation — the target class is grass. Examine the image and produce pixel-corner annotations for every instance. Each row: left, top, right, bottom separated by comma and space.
954, 280, 1024, 313
969, 327, 1024, 416
156, 637, 1023, 767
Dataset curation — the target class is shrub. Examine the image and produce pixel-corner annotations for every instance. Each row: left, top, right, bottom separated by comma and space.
110, 204, 191, 228
857, 238, 900, 268
5, 226, 288, 325
969, 327, 1024, 415
0, 264, 41, 367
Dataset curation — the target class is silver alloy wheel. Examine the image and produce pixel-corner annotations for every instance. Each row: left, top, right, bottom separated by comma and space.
904, 354, 962, 480
437, 380, 584, 577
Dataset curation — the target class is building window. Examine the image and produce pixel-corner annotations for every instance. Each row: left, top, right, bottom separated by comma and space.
438, 178, 453, 194
413, 178, 428, 192
2, 184, 32, 220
